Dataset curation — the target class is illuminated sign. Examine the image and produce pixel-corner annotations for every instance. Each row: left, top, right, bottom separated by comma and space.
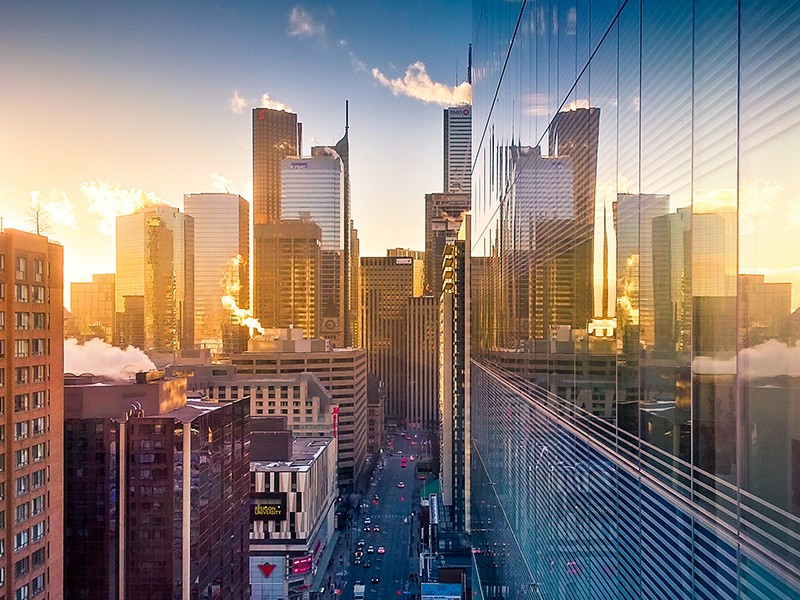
291, 554, 313, 575
258, 563, 276, 578
250, 492, 287, 521
395, 257, 413, 265
291, 162, 308, 169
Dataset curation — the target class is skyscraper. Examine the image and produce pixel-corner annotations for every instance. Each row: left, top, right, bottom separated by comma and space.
0, 228, 64, 599
470, 1, 800, 597
252, 107, 301, 225
424, 192, 471, 294
253, 218, 321, 337
360, 254, 424, 423
406, 295, 439, 428
70, 273, 115, 343
184, 193, 249, 355
281, 154, 345, 346
443, 106, 472, 195
115, 205, 194, 353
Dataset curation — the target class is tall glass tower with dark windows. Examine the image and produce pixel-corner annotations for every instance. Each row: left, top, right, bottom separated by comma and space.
470, 1, 800, 598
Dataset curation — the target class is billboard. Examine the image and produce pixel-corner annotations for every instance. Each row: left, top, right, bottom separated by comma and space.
290, 554, 313, 575
250, 492, 287, 521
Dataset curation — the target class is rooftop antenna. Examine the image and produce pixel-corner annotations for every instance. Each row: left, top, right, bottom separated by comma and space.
468, 43, 473, 85
345, 100, 349, 133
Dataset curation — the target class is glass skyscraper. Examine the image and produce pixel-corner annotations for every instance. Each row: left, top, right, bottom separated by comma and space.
470, 0, 800, 598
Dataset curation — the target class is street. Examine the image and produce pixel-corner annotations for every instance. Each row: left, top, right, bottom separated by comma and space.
319, 431, 430, 599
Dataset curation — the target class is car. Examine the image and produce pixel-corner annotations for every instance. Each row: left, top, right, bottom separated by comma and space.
377, 546, 386, 554
357, 540, 365, 547
355, 550, 364, 559
371, 576, 380, 584
365, 518, 371, 524
364, 562, 371, 569
354, 557, 362, 566
409, 455, 415, 461
372, 525, 381, 532
372, 495, 379, 502
398, 450, 403, 455
401, 462, 407, 468
418, 475, 426, 480
363, 525, 371, 531
367, 546, 374, 554
397, 481, 405, 489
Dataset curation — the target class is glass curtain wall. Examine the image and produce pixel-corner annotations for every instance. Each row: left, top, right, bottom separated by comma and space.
470, 0, 800, 598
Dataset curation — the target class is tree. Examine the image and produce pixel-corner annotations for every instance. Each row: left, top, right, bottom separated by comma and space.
26, 202, 52, 236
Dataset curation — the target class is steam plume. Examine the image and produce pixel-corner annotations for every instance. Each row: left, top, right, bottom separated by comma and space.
371, 61, 471, 107
64, 337, 156, 380
211, 173, 237, 194
229, 90, 248, 114
221, 255, 265, 335
260, 93, 292, 112
30, 188, 78, 230
80, 180, 166, 235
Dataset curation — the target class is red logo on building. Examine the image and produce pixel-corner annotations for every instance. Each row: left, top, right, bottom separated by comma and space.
258, 563, 276, 578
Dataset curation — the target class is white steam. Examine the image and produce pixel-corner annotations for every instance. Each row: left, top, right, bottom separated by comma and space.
30, 188, 78, 230
692, 338, 800, 378
211, 172, 237, 194
260, 93, 292, 112
80, 180, 167, 235
371, 61, 471, 107
229, 90, 248, 114
64, 337, 156, 380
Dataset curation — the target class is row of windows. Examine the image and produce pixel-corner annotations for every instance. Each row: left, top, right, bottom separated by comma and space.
14, 443, 47, 469
11, 285, 47, 304
14, 494, 46, 525
8, 256, 45, 283
11, 339, 48, 358
3, 312, 49, 330
12, 415, 48, 438
13, 366, 49, 386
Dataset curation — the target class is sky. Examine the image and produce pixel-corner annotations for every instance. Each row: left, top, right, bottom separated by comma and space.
0, 1, 471, 308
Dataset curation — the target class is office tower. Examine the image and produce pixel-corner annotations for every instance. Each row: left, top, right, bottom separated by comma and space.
64, 373, 250, 599
0, 229, 64, 599
115, 205, 195, 353
349, 221, 360, 346
231, 328, 368, 491
70, 273, 115, 342
360, 254, 424, 423
252, 107, 301, 225
470, 1, 800, 598
249, 420, 336, 598
444, 106, 472, 195
254, 219, 321, 338
184, 193, 250, 355
425, 192, 471, 294
366, 373, 385, 457
281, 154, 345, 346
439, 213, 470, 535
406, 296, 439, 428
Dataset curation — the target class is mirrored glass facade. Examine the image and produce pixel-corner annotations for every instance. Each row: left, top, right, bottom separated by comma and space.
470, 0, 800, 597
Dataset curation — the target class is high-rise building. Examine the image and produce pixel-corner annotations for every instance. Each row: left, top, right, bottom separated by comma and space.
254, 219, 321, 338
115, 205, 195, 352
64, 373, 250, 599
366, 373, 385, 457
231, 328, 368, 491
184, 193, 249, 355
252, 107, 301, 225
470, 1, 800, 597
281, 155, 345, 346
439, 213, 470, 535
424, 192, 471, 294
349, 221, 361, 346
406, 296, 439, 428
443, 106, 472, 195
70, 273, 115, 342
0, 228, 64, 599
360, 254, 424, 423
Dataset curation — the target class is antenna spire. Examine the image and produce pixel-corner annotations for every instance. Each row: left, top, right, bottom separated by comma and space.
345, 100, 349, 133
468, 43, 473, 85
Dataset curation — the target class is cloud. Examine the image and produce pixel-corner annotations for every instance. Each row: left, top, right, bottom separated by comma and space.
260, 93, 292, 112
80, 180, 167, 235
64, 337, 156, 380
30, 188, 78, 230
371, 61, 472, 107
563, 98, 590, 111
288, 5, 325, 38
693, 339, 800, 378
229, 90, 248, 114
211, 173, 237, 194
525, 93, 550, 116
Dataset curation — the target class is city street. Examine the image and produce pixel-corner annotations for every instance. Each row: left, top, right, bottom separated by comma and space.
319, 432, 429, 599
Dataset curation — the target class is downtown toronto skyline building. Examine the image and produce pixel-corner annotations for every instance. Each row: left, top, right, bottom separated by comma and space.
469, 0, 800, 598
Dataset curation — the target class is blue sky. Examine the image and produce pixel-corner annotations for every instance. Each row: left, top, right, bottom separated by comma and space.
0, 1, 470, 302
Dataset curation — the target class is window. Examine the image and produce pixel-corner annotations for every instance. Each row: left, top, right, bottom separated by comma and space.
0, 282, 4, 300
14, 503, 29, 525
31, 339, 45, 356
13, 529, 28, 552
14, 449, 28, 469
32, 418, 45, 436
31, 444, 44, 463
0, 340, 4, 358
31, 548, 44, 568
31, 470, 45, 489
14, 394, 29, 413
31, 392, 45, 410
14, 340, 28, 358
15, 475, 29, 496
31, 574, 44, 596
32, 313, 46, 330
0, 311, 4, 329
31, 521, 44, 541
14, 368, 29, 385
15, 583, 29, 600
32, 495, 44, 516
15, 256, 26, 280
13, 557, 28, 579
14, 422, 28, 441
14, 285, 28, 303
32, 260, 43, 283
32, 286, 44, 304
31, 366, 45, 383
14, 312, 29, 330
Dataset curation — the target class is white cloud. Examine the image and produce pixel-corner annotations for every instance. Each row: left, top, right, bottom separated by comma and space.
64, 337, 156, 380
211, 173, 237, 194
693, 339, 800, 378
229, 90, 248, 114
80, 180, 167, 235
371, 61, 472, 107
288, 5, 325, 38
30, 188, 78, 230
260, 93, 292, 112
525, 93, 550, 116
563, 98, 590, 111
